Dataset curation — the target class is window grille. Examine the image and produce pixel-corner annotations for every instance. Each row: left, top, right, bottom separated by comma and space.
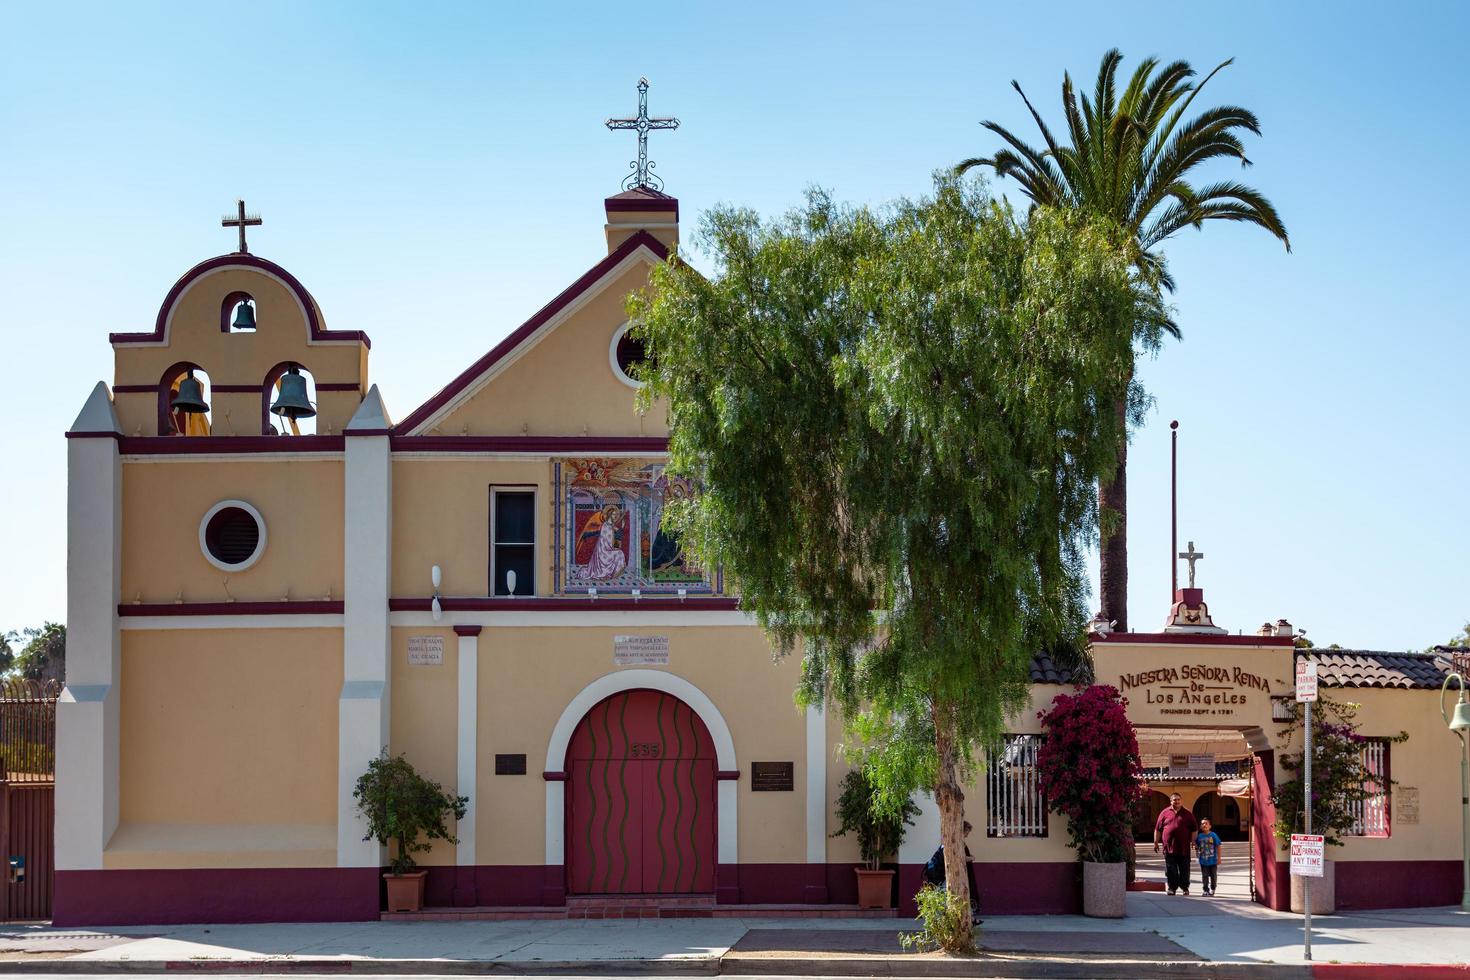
1346, 739, 1390, 837
986, 734, 1047, 838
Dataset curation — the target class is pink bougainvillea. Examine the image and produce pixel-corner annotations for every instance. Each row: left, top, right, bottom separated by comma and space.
1035, 685, 1145, 863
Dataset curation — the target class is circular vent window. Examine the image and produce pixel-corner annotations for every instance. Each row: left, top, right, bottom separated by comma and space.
610, 322, 652, 387
199, 500, 267, 571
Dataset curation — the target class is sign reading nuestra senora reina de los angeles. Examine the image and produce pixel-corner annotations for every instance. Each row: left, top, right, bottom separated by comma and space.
1118, 662, 1272, 718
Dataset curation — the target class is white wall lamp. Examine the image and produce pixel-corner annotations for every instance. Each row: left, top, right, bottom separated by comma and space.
431, 564, 443, 622
677, 587, 688, 603
587, 586, 598, 600
505, 569, 518, 597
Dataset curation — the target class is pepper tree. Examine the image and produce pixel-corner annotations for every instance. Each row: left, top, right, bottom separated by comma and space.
629, 174, 1160, 951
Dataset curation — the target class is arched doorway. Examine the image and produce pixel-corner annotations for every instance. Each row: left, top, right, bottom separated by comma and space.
565, 690, 716, 894
1133, 790, 1171, 841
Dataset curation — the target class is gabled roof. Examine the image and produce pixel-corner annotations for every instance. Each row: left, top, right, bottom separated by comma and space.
395, 229, 669, 435
1306, 649, 1456, 690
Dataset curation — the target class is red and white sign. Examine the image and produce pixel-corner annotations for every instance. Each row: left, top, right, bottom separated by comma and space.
1295, 660, 1318, 703
1290, 834, 1325, 877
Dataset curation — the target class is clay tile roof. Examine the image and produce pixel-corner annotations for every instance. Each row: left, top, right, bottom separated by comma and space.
1306, 649, 1456, 690
1029, 651, 1076, 685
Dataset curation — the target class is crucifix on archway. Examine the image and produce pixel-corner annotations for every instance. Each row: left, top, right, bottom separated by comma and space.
1179, 541, 1204, 589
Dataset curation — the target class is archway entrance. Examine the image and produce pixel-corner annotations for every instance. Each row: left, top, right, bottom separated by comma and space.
564, 690, 716, 894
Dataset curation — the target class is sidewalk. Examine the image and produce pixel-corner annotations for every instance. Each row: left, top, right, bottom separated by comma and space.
0, 897, 1466, 977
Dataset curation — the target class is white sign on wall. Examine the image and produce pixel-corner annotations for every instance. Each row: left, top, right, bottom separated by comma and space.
614, 635, 669, 666
1173, 754, 1216, 779
1295, 660, 1318, 703
407, 635, 444, 666
1290, 834, 1325, 877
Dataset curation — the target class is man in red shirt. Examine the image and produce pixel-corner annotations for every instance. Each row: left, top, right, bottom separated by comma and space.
1153, 792, 1198, 895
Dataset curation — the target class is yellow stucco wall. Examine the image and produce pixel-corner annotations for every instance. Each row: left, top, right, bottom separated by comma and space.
388, 627, 462, 867
112, 265, 365, 436
1270, 685, 1466, 862
428, 261, 668, 438
391, 460, 553, 598
109, 628, 342, 869
121, 458, 344, 604
463, 624, 806, 868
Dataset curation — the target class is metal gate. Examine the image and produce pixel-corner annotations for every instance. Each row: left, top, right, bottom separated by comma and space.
0, 680, 57, 920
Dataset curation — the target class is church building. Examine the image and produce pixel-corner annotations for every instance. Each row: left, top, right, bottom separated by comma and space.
56, 87, 1469, 925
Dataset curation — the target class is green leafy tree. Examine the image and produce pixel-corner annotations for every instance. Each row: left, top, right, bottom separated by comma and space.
958, 50, 1289, 632
1440, 622, 1470, 650
6, 623, 65, 683
630, 175, 1155, 950
0, 634, 13, 676
831, 767, 919, 871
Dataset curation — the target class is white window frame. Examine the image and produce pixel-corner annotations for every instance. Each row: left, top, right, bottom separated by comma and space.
1346, 738, 1391, 838
490, 487, 536, 597
198, 499, 267, 572
986, 734, 1048, 838
608, 321, 645, 389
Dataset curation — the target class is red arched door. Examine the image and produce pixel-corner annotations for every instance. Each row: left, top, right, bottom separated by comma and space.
566, 690, 716, 894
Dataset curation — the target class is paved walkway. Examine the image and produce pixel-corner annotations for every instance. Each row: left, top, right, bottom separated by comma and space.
0, 900, 1466, 971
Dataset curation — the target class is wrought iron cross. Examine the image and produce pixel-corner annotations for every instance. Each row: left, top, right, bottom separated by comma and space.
1178, 540, 1204, 589
221, 199, 262, 253
605, 77, 680, 191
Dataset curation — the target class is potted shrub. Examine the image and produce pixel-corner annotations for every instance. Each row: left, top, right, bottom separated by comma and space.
1272, 691, 1405, 914
1036, 684, 1146, 918
353, 751, 468, 912
831, 767, 918, 909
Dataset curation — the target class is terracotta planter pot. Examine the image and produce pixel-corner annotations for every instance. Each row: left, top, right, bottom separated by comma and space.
1083, 860, 1126, 918
384, 871, 427, 912
1290, 857, 1335, 914
854, 868, 895, 909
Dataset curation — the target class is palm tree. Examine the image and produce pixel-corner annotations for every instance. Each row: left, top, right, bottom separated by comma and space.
958, 49, 1288, 633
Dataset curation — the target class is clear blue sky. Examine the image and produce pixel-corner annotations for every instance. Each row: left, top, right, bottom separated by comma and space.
2, 1, 1465, 650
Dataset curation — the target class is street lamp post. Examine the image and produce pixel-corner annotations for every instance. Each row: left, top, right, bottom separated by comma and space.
1441, 672, 1470, 914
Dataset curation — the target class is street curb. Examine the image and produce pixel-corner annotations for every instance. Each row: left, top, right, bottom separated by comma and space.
720, 956, 1312, 978
0, 960, 717, 976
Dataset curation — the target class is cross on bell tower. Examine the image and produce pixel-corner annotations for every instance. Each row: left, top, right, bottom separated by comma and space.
605, 77, 680, 191
221, 199, 262, 254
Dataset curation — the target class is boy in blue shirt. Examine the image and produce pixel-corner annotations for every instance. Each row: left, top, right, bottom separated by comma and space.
1194, 818, 1222, 896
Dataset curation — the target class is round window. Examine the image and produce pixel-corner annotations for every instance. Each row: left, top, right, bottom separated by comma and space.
609, 322, 652, 387
198, 500, 267, 571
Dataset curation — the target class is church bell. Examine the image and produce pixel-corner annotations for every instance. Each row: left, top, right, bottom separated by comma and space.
231, 300, 257, 331
270, 366, 316, 421
172, 371, 209, 414
1451, 698, 1470, 732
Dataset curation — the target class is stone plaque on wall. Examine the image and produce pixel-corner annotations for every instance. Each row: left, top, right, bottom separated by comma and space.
614, 635, 669, 666
495, 753, 527, 776
751, 761, 794, 792
1395, 786, 1419, 824
407, 635, 444, 666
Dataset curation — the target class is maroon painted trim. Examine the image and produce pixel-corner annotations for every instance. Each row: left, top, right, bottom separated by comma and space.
453, 625, 483, 637
211, 384, 266, 393
119, 435, 344, 454
394, 230, 669, 434
605, 197, 679, 219
64, 430, 121, 441
543, 771, 567, 781
390, 596, 737, 612
1335, 859, 1464, 910
111, 384, 158, 394
716, 770, 741, 781
315, 382, 362, 392
1092, 631, 1295, 647
390, 435, 668, 454
119, 600, 344, 617
53, 867, 380, 926
345, 428, 393, 438
109, 253, 371, 349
